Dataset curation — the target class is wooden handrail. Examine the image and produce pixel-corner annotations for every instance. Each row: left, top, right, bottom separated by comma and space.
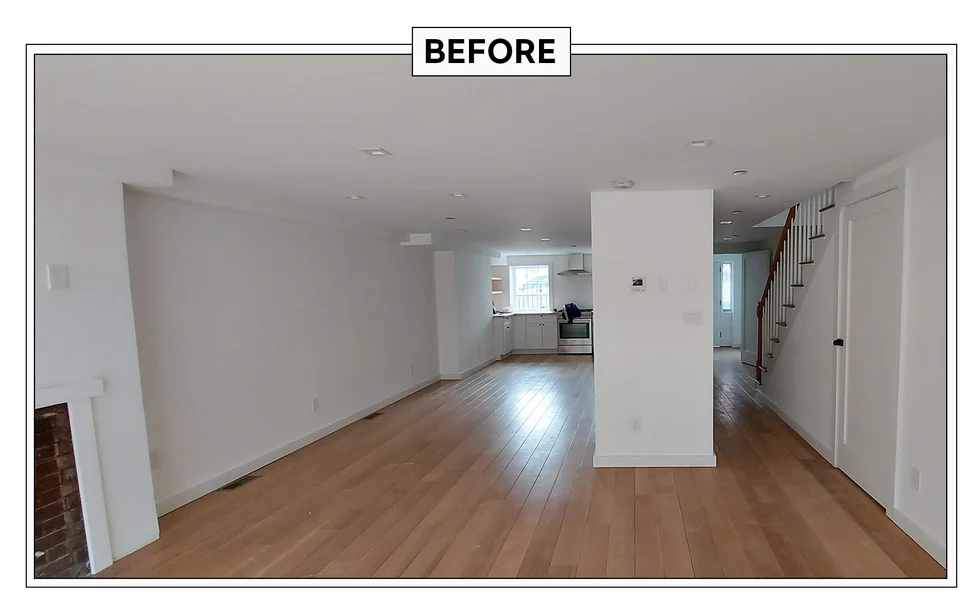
756, 204, 797, 384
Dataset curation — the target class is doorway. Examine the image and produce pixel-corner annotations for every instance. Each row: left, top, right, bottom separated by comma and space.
713, 255, 742, 348
740, 250, 770, 365
836, 172, 905, 509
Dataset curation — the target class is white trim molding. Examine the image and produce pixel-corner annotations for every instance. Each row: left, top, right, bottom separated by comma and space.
887, 508, 946, 568
593, 454, 717, 468
155, 375, 441, 516
440, 357, 496, 381
755, 388, 835, 464
34, 378, 113, 574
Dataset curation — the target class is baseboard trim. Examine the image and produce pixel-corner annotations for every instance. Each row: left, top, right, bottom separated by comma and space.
887, 508, 947, 568
593, 454, 717, 468
440, 357, 496, 381
511, 349, 558, 355
755, 389, 835, 464
155, 375, 441, 517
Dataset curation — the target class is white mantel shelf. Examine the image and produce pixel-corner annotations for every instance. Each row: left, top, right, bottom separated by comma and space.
33, 377, 113, 575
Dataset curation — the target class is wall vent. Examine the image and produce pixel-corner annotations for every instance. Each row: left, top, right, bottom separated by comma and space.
219, 475, 260, 491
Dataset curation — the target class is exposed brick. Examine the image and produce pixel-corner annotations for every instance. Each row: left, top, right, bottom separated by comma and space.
35, 474, 60, 497
35, 487, 62, 509
35, 528, 67, 553
35, 501, 64, 522
35, 514, 67, 538
63, 491, 81, 512
39, 543, 68, 566
36, 553, 73, 579
35, 431, 55, 449
59, 481, 79, 498
35, 459, 59, 479
35, 445, 56, 462
33, 404, 88, 579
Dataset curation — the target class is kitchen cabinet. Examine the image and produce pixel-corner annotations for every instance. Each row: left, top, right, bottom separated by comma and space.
493, 315, 515, 360
513, 313, 558, 351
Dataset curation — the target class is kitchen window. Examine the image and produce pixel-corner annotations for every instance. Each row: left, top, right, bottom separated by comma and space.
511, 265, 551, 312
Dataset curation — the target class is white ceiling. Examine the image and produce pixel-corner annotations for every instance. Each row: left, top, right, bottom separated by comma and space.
34, 54, 945, 254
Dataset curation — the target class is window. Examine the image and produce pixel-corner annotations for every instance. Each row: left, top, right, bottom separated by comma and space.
721, 261, 733, 312
511, 265, 551, 312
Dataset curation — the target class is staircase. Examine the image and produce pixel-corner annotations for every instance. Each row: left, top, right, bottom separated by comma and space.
755, 187, 838, 383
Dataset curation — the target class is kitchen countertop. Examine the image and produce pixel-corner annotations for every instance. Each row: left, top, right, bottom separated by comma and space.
494, 312, 559, 317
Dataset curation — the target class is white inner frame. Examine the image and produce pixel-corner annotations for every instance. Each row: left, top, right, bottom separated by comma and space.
34, 378, 113, 574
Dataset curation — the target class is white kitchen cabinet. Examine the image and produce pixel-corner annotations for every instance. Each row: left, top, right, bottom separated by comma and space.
513, 315, 527, 349
541, 319, 558, 350
493, 315, 516, 359
505, 317, 514, 354
515, 313, 557, 351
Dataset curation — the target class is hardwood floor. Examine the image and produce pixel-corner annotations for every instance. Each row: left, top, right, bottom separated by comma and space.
98, 351, 945, 579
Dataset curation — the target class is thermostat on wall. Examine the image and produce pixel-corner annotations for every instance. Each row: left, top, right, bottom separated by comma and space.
631, 277, 646, 291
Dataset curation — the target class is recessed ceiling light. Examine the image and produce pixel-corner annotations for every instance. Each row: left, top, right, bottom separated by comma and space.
733, 210, 743, 215
720, 220, 733, 225
571, 245, 577, 248
756, 194, 771, 198
347, 195, 365, 200
519, 228, 533, 232
540, 237, 551, 241
723, 237, 733, 241
449, 193, 466, 198
732, 170, 748, 176
690, 139, 713, 148
612, 180, 634, 190
358, 147, 393, 156
732, 234, 739, 237
445, 216, 456, 220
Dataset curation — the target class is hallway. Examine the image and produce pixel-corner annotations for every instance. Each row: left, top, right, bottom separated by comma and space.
98, 352, 943, 579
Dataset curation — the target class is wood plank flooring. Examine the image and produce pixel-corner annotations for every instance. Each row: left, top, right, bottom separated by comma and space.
98, 350, 945, 579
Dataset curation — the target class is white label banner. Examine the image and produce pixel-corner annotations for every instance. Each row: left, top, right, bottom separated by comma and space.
412, 27, 572, 77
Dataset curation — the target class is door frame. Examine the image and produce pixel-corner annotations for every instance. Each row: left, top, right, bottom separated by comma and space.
833, 168, 907, 511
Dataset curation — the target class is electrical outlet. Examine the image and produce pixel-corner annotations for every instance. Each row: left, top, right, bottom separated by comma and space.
410, 363, 415, 375
149, 450, 162, 470
311, 397, 319, 413
630, 417, 641, 432
910, 467, 920, 491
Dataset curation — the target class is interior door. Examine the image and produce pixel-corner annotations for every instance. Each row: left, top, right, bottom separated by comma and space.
741, 250, 770, 364
838, 182, 904, 508
713, 261, 734, 347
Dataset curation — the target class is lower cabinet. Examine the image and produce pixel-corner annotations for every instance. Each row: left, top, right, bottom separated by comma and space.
513, 314, 558, 351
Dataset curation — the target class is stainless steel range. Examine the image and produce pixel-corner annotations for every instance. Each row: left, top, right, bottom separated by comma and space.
558, 309, 593, 355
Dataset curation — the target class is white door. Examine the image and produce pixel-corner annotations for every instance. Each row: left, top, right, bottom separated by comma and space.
837, 179, 904, 508
741, 250, 770, 365
525, 319, 543, 349
541, 319, 558, 350
713, 260, 734, 347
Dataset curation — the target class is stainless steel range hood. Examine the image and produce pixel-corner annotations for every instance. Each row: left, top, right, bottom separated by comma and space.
557, 253, 591, 276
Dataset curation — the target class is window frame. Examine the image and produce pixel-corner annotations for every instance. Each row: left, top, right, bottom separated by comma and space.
720, 261, 733, 312
509, 264, 553, 313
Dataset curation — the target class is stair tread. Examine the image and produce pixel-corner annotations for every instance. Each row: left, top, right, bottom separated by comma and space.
791, 283, 804, 287
776, 322, 787, 327
764, 352, 774, 358
809, 234, 826, 240
782, 304, 796, 308
770, 337, 780, 343
800, 260, 815, 265
818, 203, 836, 212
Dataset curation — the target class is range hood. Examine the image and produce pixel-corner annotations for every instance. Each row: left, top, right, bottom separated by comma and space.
557, 253, 591, 276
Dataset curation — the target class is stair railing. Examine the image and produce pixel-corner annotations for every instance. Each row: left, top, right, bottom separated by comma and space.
754, 188, 834, 383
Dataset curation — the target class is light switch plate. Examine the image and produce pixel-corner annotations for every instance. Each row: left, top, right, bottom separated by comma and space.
46, 264, 69, 290
683, 310, 703, 325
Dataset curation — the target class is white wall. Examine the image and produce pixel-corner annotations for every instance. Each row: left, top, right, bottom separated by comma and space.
491, 264, 510, 311
762, 231, 839, 460
434, 251, 460, 376
124, 192, 441, 512
34, 162, 159, 560
505, 254, 594, 309
454, 250, 495, 374
760, 135, 947, 564
850, 135, 947, 563
591, 190, 715, 466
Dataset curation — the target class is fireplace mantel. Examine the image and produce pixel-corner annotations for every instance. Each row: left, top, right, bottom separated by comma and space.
33, 378, 113, 575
